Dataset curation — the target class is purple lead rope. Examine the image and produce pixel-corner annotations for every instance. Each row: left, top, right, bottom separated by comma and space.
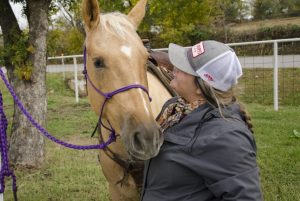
0, 66, 116, 199
0, 92, 17, 200
0, 68, 116, 150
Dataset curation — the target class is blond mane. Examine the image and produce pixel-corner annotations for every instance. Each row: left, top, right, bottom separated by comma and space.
100, 12, 135, 39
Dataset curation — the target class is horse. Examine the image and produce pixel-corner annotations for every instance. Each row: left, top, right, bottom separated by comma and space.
82, 0, 172, 200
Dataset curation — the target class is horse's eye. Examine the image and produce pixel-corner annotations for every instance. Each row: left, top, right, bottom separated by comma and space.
93, 58, 105, 69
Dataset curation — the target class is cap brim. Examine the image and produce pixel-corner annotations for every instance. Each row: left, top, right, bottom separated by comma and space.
168, 43, 198, 76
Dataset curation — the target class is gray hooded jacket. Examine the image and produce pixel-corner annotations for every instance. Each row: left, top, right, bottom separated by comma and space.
141, 98, 263, 201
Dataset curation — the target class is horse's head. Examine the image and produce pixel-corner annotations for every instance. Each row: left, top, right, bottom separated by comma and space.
82, 0, 162, 160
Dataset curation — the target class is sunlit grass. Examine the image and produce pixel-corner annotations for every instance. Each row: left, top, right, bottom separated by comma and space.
248, 104, 300, 201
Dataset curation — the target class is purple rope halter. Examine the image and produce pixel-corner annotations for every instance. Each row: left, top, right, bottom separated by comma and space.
82, 47, 151, 139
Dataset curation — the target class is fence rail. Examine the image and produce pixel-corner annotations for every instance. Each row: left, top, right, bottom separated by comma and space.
47, 38, 300, 110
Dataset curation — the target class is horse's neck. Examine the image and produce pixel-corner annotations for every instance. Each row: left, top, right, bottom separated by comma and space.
147, 72, 172, 117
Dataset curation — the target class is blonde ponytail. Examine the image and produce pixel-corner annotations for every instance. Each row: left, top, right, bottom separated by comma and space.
236, 101, 254, 133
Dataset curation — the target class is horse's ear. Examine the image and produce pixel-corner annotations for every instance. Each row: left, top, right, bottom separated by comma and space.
82, 0, 100, 31
127, 0, 148, 29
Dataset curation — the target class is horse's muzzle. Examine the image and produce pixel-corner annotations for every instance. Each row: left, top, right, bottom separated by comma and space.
122, 122, 163, 160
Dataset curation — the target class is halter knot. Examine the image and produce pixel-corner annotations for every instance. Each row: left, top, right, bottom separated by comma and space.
105, 93, 114, 100
110, 130, 117, 142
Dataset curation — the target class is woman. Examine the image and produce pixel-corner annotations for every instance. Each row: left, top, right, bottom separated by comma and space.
141, 40, 263, 201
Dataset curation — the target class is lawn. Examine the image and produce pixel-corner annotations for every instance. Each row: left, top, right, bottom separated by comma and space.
0, 73, 299, 200
239, 68, 300, 106
249, 104, 300, 201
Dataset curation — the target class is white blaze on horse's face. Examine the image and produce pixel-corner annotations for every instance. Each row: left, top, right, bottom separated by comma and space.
120, 45, 132, 58
82, 0, 163, 160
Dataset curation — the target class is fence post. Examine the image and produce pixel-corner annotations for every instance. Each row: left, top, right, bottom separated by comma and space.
61, 54, 65, 80
73, 57, 79, 103
273, 41, 279, 111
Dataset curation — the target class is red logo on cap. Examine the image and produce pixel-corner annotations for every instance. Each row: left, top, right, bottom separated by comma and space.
192, 42, 205, 57
204, 73, 214, 81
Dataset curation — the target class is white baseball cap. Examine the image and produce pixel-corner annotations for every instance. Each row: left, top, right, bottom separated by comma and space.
168, 40, 242, 91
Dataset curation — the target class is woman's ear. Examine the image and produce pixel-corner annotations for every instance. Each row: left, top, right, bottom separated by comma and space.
194, 78, 202, 95
196, 88, 202, 95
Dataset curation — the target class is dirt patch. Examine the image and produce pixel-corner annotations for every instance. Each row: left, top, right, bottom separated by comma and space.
66, 135, 98, 145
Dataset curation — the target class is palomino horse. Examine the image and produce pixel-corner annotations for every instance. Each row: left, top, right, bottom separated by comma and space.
82, 0, 171, 200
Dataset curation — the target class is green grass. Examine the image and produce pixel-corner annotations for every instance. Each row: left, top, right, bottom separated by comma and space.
248, 104, 300, 201
0, 73, 299, 200
239, 68, 300, 105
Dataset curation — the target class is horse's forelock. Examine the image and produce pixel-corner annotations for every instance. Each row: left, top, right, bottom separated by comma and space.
100, 12, 135, 39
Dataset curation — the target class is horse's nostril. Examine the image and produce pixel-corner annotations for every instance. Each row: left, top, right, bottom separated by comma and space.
133, 132, 144, 151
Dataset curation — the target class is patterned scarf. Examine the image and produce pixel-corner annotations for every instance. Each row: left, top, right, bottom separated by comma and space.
157, 97, 206, 133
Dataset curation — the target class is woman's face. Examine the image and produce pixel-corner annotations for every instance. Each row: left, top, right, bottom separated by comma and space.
170, 67, 200, 101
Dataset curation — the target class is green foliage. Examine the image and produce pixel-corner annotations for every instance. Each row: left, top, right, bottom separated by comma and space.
47, 29, 65, 56
47, 28, 84, 56
205, 24, 300, 56
139, 0, 215, 47
47, 0, 300, 51
278, 0, 300, 16
65, 28, 84, 54
254, 0, 300, 19
6, 31, 28, 66
48, 0, 86, 56
98, 0, 131, 13
47, 0, 248, 50
292, 129, 300, 138
254, 0, 279, 19
187, 26, 214, 44
14, 63, 33, 81
0, 45, 4, 66
1, 30, 34, 80
214, 0, 245, 22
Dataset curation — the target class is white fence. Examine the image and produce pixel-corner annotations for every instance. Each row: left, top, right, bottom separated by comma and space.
47, 38, 300, 110
47, 55, 82, 103
229, 38, 300, 111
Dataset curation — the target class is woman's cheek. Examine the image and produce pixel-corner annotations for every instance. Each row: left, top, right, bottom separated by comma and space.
170, 78, 180, 91
170, 79, 176, 89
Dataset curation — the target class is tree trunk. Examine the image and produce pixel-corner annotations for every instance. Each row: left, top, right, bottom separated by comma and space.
0, 0, 51, 168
